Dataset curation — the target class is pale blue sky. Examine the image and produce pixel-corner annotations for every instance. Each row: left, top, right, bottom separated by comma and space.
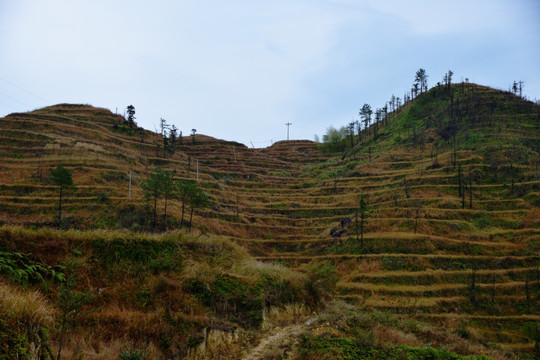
1, 0, 539, 147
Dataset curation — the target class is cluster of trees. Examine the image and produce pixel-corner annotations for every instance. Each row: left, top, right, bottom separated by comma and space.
48, 164, 209, 232
414, 68, 428, 94
511, 80, 525, 98
320, 68, 432, 152
141, 167, 208, 231
119, 106, 197, 156
156, 117, 197, 158
158, 117, 183, 157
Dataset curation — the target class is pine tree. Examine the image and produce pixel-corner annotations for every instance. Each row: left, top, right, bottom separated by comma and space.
415, 68, 428, 93
50, 165, 73, 228
169, 125, 178, 153
161, 170, 175, 230
357, 195, 369, 249
348, 121, 355, 149
359, 104, 372, 139
141, 167, 167, 231
176, 180, 195, 229
187, 184, 208, 232
126, 105, 136, 131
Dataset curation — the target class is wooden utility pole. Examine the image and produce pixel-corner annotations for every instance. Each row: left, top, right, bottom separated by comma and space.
196, 159, 199, 181
285, 122, 292, 140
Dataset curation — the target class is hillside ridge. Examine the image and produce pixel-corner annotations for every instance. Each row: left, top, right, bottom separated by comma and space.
0, 83, 539, 358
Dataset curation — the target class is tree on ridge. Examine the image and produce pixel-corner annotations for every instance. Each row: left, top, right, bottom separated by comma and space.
126, 105, 136, 130
359, 104, 372, 140
415, 68, 428, 94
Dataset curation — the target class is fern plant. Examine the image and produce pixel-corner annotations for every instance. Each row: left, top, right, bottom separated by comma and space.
0, 251, 64, 285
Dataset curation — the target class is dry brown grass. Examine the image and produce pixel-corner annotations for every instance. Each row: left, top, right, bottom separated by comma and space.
1, 95, 538, 357
261, 303, 311, 330
0, 282, 54, 328
372, 324, 422, 347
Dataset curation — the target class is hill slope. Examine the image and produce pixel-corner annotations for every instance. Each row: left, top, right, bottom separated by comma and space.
0, 83, 539, 358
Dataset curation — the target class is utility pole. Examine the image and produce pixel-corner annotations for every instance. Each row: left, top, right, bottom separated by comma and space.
285, 122, 292, 140
128, 171, 132, 199
196, 159, 199, 181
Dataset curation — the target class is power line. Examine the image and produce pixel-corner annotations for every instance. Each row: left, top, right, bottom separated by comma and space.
0, 99, 19, 111
0, 90, 32, 108
0, 77, 49, 104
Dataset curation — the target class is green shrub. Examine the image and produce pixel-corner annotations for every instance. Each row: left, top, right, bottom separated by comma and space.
258, 275, 295, 307
0, 251, 64, 285
299, 334, 373, 360
185, 275, 264, 328
403, 346, 493, 360
306, 261, 339, 305
0, 285, 54, 360
91, 238, 179, 275
118, 342, 153, 360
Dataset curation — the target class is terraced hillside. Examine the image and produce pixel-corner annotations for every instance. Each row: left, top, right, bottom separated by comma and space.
0, 83, 539, 358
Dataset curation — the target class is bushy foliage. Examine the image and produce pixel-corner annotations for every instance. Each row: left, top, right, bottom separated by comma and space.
118, 342, 153, 360
299, 335, 495, 360
305, 261, 339, 305
322, 126, 349, 153
0, 251, 64, 285
0, 284, 54, 360
91, 237, 179, 275
185, 272, 303, 328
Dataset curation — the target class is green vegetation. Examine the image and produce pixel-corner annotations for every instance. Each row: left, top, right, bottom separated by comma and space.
118, 342, 153, 360
0, 251, 64, 285
141, 167, 209, 232
299, 335, 494, 360
298, 302, 498, 360
49, 165, 73, 228
55, 257, 97, 360
0, 226, 318, 358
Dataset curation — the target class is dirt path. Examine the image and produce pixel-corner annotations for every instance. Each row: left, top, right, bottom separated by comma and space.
241, 320, 313, 360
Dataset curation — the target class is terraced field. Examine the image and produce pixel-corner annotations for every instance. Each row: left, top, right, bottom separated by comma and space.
1, 83, 539, 356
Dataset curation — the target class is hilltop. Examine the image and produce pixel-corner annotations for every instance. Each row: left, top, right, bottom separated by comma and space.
0, 83, 539, 359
